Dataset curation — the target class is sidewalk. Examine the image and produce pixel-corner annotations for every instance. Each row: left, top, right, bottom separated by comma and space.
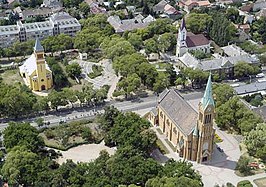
151, 126, 266, 187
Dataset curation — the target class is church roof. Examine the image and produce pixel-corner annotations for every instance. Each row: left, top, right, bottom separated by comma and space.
201, 74, 215, 109
34, 38, 44, 52
19, 54, 51, 76
186, 33, 209, 47
158, 89, 198, 135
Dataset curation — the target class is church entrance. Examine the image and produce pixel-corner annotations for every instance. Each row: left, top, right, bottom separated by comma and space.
41, 85, 46, 90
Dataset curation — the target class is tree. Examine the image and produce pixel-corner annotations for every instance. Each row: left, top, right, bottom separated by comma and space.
114, 53, 148, 76
1, 87, 35, 118
3, 122, 44, 151
35, 117, 44, 128
245, 123, 266, 160
127, 33, 143, 50
107, 148, 161, 186
74, 30, 102, 52
1, 146, 50, 186
183, 68, 208, 88
158, 33, 176, 52
117, 73, 141, 97
153, 73, 170, 93
144, 37, 159, 54
226, 7, 241, 23
161, 159, 202, 182
66, 63, 82, 78
137, 63, 158, 89
102, 37, 135, 60
48, 90, 68, 111
216, 97, 262, 133
46, 57, 69, 89
213, 83, 235, 108
146, 176, 202, 187
186, 13, 213, 34
209, 14, 237, 46
62, 88, 78, 108
234, 62, 260, 78
236, 156, 251, 176
79, 2, 90, 18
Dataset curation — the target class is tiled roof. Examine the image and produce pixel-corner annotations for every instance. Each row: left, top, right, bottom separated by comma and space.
186, 34, 209, 47
19, 54, 51, 76
253, 106, 266, 121
159, 89, 198, 135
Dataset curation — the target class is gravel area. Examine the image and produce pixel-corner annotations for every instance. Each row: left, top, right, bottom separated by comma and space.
57, 143, 116, 164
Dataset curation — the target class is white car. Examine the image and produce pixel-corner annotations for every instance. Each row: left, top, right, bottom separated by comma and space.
256, 73, 265, 78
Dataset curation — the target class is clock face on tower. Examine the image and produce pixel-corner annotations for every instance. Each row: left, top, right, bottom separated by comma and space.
207, 107, 211, 112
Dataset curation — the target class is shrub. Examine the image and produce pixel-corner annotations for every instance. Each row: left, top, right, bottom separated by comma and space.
237, 180, 253, 187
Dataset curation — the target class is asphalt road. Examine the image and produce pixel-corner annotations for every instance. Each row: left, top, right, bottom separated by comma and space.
0, 95, 158, 131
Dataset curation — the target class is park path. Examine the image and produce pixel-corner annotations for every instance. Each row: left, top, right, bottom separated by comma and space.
151, 126, 266, 187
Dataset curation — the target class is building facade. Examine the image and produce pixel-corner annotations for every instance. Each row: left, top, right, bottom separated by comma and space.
0, 12, 81, 48
19, 39, 53, 91
176, 18, 210, 57
148, 74, 216, 163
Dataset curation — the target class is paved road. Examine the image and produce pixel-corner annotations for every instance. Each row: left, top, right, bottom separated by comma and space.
0, 95, 158, 131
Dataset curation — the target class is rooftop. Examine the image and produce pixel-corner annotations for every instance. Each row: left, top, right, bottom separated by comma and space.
159, 89, 198, 135
186, 32, 210, 47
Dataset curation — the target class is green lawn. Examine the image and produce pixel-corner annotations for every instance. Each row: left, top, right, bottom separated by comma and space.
1, 69, 23, 85
88, 65, 103, 79
156, 139, 170, 154
165, 139, 176, 152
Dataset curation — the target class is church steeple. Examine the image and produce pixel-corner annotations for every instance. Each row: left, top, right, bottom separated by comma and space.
201, 73, 215, 109
180, 18, 186, 30
34, 38, 44, 52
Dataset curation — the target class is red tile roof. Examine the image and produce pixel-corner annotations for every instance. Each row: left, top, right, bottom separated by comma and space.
186, 34, 209, 47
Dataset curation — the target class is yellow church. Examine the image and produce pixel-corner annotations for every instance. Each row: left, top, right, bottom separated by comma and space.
148, 74, 216, 163
19, 38, 53, 91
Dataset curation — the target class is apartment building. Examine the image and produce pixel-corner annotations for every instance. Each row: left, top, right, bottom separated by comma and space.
0, 12, 81, 48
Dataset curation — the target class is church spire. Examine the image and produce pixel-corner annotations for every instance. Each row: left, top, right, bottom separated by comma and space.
180, 18, 186, 30
201, 73, 215, 109
34, 38, 44, 52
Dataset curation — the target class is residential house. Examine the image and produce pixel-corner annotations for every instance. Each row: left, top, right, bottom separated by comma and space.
176, 46, 259, 79
178, 0, 211, 12
107, 14, 155, 33
253, 0, 266, 11
256, 8, 266, 19
42, 0, 62, 8
153, 0, 180, 19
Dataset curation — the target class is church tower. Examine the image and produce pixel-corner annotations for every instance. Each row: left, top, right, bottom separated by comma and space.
176, 18, 188, 57
196, 73, 216, 163
34, 38, 51, 91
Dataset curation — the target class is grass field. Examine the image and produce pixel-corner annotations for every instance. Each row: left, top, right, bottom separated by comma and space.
156, 139, 170, 154
1, 69, 23, 85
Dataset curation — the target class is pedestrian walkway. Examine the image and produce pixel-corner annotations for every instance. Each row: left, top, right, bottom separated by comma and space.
151, 126, 266, 187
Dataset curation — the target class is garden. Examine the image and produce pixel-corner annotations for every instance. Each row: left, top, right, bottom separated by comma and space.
39, 120, 103, 150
